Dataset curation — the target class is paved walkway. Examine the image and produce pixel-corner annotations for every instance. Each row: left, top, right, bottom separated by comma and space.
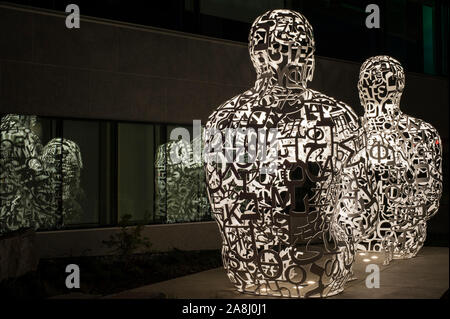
105, 246, 448, 299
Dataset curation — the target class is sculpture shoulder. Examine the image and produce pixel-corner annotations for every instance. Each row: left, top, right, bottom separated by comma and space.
206, 87, 360, 130
304, 89, 360, 136
420, 119, 440, 140
206, 88, 259, 129
306, 89, 358, 121
402, 114, 441, 142
417, 118, 442, 156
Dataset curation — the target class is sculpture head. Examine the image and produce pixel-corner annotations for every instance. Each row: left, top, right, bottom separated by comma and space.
249, 9, 315, 88
0, 114, 37, 130
358, 56, 405, 116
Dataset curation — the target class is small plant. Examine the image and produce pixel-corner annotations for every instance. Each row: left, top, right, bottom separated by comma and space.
102, 214, 152, 265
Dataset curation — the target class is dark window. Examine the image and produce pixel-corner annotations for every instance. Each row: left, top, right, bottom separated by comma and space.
0, 114, 212, 233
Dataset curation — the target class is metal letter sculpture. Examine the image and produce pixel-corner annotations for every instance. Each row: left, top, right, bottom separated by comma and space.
204, 10, 375, 297
357, 56, 443, 262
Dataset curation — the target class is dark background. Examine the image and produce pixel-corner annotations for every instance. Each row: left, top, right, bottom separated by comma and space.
3, 0, 449, 76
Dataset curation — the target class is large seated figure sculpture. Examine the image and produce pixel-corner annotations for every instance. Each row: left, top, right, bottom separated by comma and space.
203, 9, 372, 297
358, 56, 443, 262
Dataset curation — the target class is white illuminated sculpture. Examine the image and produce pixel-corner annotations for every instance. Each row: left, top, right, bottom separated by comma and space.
357, 56, 443, 263
203, 9, 376, 298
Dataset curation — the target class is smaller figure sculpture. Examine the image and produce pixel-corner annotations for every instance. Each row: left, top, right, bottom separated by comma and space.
357, 56, 443, 262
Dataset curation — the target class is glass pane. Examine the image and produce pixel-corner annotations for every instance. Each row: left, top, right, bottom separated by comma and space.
157, 125, 211, 223
441, 5, 449, 75
62, 120, 100, 225
423, 5, 436, 74
118, 123, 155, 223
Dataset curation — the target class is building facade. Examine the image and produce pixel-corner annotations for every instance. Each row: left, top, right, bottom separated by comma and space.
0, 2, 448, 257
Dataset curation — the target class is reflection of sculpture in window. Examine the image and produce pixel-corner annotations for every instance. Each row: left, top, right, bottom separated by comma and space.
0, 114, 84, 233
155, 143, 168, 222
204, 10, 373, 298
41, 138, 84, 226
155, 136, 210, 223
357, 56, 443, 263
0, 114, 53, 233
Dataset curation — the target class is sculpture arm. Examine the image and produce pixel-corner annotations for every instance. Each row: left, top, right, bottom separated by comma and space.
422, 126, 443, 220
335, 145, 379, 244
